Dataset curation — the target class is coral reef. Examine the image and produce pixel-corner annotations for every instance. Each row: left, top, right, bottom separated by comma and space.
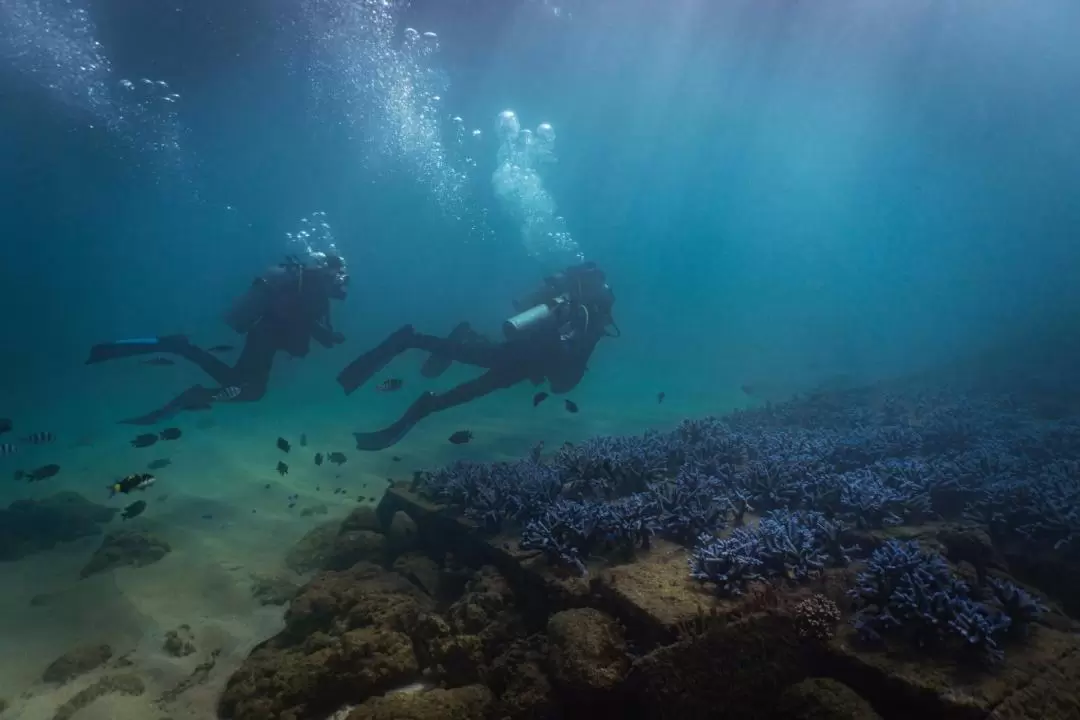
163, 625, 196, 657
249, 572, 301, 606
220, 369, 1080, 719
51, 673, 144, 720
79, 529, 170, 578
0, 492, 116, 561
777, 678, 882, 720
344, 685, 493, 720
42, 643, 113, 684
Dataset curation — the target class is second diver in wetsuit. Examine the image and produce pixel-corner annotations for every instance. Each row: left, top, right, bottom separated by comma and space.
338, 261, 618, 450
86, 253, 350, 425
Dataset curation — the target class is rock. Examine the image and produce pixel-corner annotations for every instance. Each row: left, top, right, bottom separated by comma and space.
42, 644, 113, 684
51, 673, 144, 720
284, 521, 340, 574
219, 563, 434, 719
79, 530, 170, 578
385, 511, 419, 557
344, 684, 493, 720
392, 553, 442, 598
629, 612, 808, 719
340, 506, 382, 534
938, 525, 1001, 574
0, 493, 116, 562
487, 637, 556, 720
163, 625, 195, 657
328, 530, 386, 571
547, 608, 629, 694
250, 573, 300, 606
777, 678, 883, 720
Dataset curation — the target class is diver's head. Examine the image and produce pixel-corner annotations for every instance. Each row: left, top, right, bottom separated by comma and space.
303, 250, 349, 300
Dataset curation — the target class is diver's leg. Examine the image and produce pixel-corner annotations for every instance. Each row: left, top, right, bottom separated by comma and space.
227, 329, 276, 400
352, 368, 524, 451
419, 322, 491, 378
86, 333, 237, 384
337, 325, 420, 395
117, 384, 216, 425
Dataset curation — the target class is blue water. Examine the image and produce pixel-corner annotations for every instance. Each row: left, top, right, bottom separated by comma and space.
1, 0, 1079, 709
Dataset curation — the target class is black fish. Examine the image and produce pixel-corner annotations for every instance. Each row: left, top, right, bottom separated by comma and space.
147, 458, 172, 470
207, 345, 234, 353
277, 437, 291, 453
109, 473, 155, 496
300, 433, 308, 447
314, 453, 324, 466
530, 441, 544, 462
121, 500, 147, 520
14, 464, 60, 482
657, 392, 665, 404
131, 433, 158, 448
159, 427, 182, 441
533, 392, 549, 407
564, 400, 579, 414
391, 455, 402, 462
21, 431, 55, 445
141, 357, 175, 366
376, 378, 403, 392
328, 452, 346, 466
449, 430, 473, 445
277, 461, 289, 476
0, 418, 12, 435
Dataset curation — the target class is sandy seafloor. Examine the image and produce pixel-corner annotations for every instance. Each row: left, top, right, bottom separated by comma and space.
0, 350, 752, 719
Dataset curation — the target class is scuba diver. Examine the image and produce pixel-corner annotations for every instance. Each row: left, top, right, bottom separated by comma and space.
85, 252, 350, 425
338, 261, 618, 450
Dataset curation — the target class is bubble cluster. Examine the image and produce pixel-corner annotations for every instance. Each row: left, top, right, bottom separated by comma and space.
0, 0, 188, 177
491, 109, 582, 265
0, 0, 118, 125
286, 211, 341, 265
299, 0, 481, 225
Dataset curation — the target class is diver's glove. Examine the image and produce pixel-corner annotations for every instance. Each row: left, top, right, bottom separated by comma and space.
331, 331, 346, 345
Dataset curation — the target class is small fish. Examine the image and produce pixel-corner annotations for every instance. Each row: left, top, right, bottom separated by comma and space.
14, 464, 61, 482
21, 431, 55, 445
131, 433, 158, 448
207, 345, 234, 353
657, 392, 665, 404
0, 418, 12, 435
391, 455, 402, 462
213, 386, 241, 401
328, 452, 346, 466
277, 461, 289, 476
564, 400, 579, 414
376, 378, 403, 392
141, 357, 175, 366
314, 452, 324, 466
300, 433, 308, 448
159, 427, 182, 441
533, 392, 549, 407
109, 473, 156, 496
740, 384, 756, 396
201, 514, 213, 520
147, 458, 172, 470
448, 430, 473, 445
277, 437, 291, 453
529, 441, 544, 463
0, 443, 19, 456
196, 418, 217, 429
121, 500, 147, 520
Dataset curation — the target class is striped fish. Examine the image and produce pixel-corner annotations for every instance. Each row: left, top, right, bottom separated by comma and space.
21, 431, 55, 445
0, 443, 19, 456
213, 386, 241, 402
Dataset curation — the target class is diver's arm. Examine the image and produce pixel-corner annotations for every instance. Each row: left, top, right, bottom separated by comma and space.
311, 320, 344, 347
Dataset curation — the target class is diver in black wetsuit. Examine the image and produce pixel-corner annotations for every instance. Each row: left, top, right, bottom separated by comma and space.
338, 261, 618, 451
86, 254, 350, 425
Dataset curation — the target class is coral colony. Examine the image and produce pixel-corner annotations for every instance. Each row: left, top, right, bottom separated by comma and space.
411, 385, 1072, 661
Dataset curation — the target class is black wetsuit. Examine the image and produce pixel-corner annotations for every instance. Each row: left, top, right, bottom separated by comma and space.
339, 267, 616, 450
86, 263, 346, 425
